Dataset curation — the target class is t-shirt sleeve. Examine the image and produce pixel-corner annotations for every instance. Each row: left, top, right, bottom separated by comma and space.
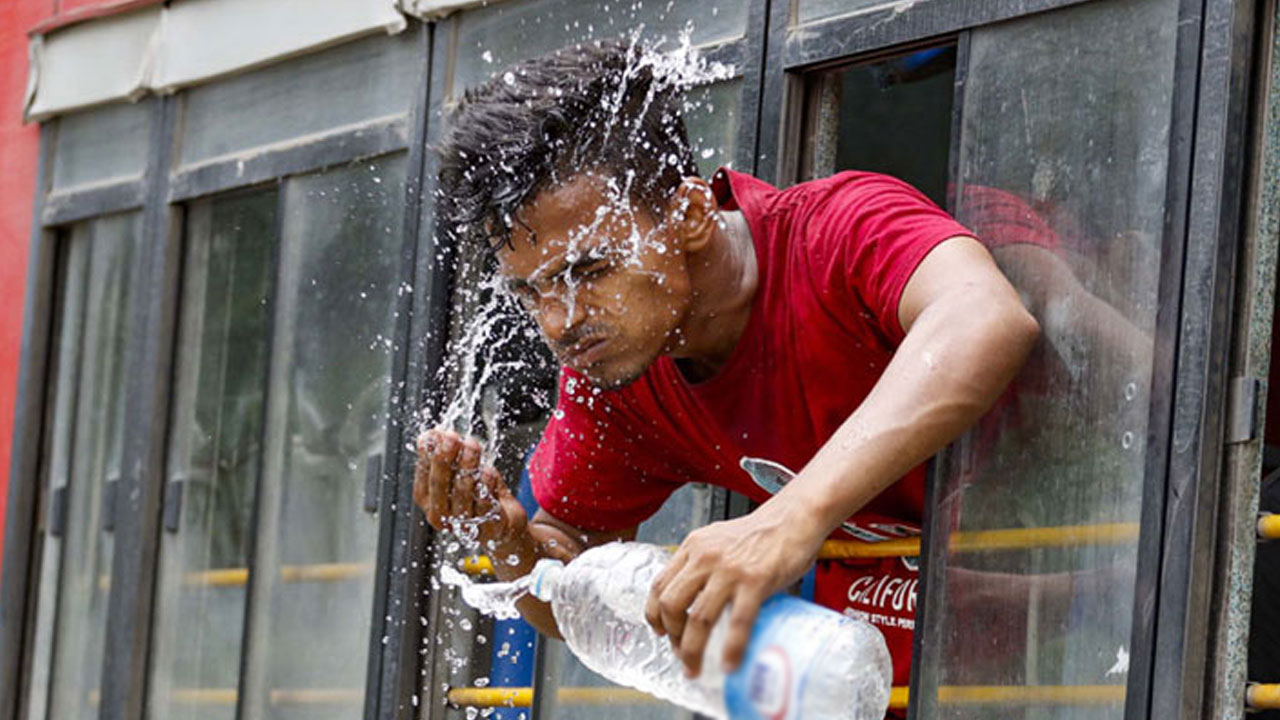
805, 173, 975, 344
528, 369, 685, 532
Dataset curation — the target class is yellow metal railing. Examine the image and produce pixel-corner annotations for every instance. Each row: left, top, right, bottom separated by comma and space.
1259, 513, 1280, 541
462, 523, 1141, 575
92, 688, 362, 707
1248, 684, 1280, 711
181, 562, 373, 588
447, 684, 1130, 709
98, 561, 374, 592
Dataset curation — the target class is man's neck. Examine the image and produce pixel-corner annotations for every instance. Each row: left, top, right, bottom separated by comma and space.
666, 209, 758, 383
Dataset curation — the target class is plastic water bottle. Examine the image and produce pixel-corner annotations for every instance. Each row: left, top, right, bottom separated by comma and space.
529, 541, 892, 719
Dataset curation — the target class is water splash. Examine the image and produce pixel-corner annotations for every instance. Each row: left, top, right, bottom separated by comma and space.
440, 563, 532, 620
424, 31, 733, 458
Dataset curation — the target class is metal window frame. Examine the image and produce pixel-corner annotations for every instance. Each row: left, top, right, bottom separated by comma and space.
386, 17, 462, 719
0, 124, 56, 720
1204, 1, 1280, 715
1135, 1, 1262, 719
365, 22, 437, 720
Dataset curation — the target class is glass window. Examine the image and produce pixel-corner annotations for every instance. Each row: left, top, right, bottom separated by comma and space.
148, 155, 407, 720
239, 155, 408, 720
177, 32, 419, 168
450, 0, 750, 99
802, 46, 957, 205
25, 212, 143, 720
795, 0, 900, 27
149, 189, 279, 720
685, 79, 744, 175
51, 101, 151, 191
915, 0, 1178, 717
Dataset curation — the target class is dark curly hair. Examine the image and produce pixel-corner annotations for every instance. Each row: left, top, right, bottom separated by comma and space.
436, 39, 700, 253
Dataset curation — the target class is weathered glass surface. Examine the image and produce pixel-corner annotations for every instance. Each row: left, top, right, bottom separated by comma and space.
51, 100, 150, 191
238, 156, 408, 720
178, 31, 418, 167
148, 190, 278, 720
33, 213, 142, 720
451, 0, 748, 99
685, 79, 743, 174
915, 0, 1178, 717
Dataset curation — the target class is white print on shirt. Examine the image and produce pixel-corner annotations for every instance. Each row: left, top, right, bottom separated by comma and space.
844, 608, 916, 631
846, 574, 919, 615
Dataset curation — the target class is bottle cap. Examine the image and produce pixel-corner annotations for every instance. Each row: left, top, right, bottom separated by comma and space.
529, 558, 564, 602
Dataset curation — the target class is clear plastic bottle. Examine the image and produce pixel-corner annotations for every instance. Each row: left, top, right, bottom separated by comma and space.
529, 541, 892, 720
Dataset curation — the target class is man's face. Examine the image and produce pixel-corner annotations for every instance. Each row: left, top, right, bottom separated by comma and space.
498, 174, 693, 389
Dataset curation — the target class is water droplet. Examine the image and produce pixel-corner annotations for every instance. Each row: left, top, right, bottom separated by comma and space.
1121, 431, 1134, 449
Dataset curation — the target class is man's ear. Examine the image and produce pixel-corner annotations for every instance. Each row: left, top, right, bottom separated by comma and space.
669, 177, 718, 254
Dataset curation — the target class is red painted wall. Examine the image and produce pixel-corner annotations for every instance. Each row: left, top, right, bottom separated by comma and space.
0, 0, 49, 565
1, 0, 140, 567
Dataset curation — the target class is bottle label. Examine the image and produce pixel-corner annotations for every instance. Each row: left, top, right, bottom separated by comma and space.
724, 595, 840, 720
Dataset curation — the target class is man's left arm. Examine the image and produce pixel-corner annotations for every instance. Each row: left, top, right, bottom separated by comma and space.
644, 235, 1040, 677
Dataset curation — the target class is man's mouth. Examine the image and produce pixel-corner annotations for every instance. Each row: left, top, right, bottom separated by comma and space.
561, 336, 609, 367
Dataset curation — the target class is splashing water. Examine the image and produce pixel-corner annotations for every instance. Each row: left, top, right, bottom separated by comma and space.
427, 30, 735, 452
422, 34, 740, 635
440, 563, 532, 620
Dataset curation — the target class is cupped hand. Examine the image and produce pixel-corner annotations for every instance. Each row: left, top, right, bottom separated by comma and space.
414, 428, 528, 551
643, 502, 826, 678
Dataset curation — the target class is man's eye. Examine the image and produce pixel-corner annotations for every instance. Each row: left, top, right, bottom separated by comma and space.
571, 260, 610, 280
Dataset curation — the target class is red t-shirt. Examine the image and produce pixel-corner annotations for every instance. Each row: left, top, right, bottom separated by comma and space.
529, 168, 973, 699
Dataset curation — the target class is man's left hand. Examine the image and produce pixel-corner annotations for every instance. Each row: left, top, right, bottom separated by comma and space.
643, 500, 826, 678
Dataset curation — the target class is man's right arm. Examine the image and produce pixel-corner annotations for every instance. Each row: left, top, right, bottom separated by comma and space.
414, 428, 637, 639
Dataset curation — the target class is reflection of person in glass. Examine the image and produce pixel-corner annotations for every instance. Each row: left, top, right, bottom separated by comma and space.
412, 40, 1039, 709
931, 183, 1154, 690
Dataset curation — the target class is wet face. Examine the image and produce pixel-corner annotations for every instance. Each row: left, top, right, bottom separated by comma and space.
497, 174, 693, 389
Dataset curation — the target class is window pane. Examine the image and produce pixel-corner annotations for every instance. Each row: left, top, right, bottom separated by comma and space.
51, 101, 151, 191
178, 32, 419, 168
239, 155, 408, 720
31, 212, 142, 720
149, 190, 278, 720
916, 1, 1178, 717
795, 0, 901, 26
451, 0, 749, 100
804, 47, 956, 206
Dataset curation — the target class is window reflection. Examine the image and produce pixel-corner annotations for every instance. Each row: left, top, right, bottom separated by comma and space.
241, 156, 408, 720
150, 156, 408, 719
150, 190, 278, 720
918, 0, 1177, 716
28, 213, 142, 720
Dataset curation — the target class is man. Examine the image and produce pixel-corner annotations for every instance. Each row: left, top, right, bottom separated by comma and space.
414, 39, 1039, 707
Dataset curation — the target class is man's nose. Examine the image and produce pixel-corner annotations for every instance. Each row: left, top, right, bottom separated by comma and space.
534, 294, 587, 342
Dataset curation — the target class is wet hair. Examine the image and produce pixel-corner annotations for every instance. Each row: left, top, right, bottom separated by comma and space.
436, 39, 700, 253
